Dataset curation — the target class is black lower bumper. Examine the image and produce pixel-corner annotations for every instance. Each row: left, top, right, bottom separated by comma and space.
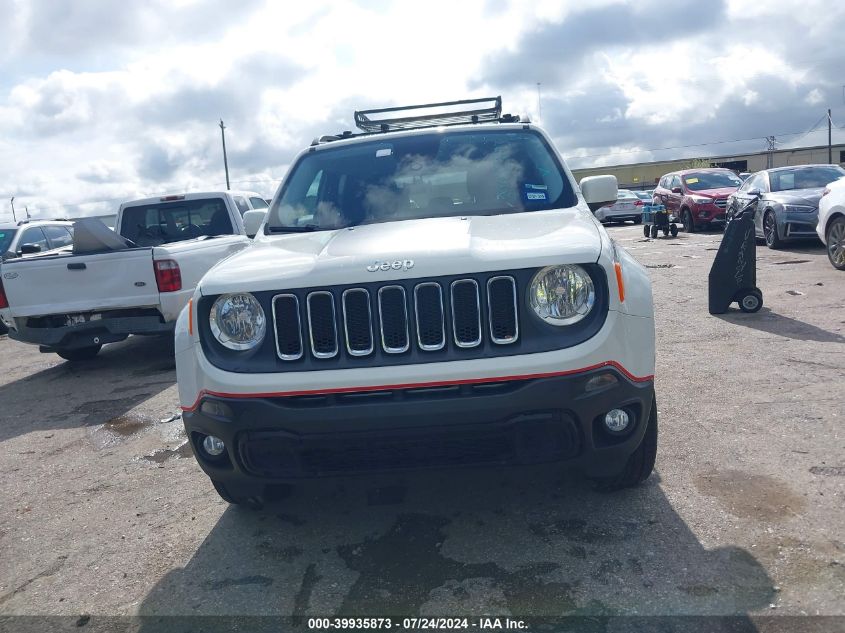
184, 367, 655, 486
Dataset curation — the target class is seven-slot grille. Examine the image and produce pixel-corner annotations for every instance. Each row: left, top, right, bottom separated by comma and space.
273, 276, 518, 361
714, 198, 728, 209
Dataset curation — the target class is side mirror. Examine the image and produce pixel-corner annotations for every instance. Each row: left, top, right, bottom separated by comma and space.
580, 175, 618, 212
747, 188, 762, 198
671, 186, 683, 194
19, 243, 42, 255
242, 209, 267, 238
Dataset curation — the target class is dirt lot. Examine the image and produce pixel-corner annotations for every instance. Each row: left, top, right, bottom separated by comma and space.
0, 225, 843, 629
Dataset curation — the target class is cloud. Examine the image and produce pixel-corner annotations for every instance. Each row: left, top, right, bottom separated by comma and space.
0, 0, 842, 220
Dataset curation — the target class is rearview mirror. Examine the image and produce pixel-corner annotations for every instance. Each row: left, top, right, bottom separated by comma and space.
580, 175, 618, 212
19, 243, 42, 255
748, 188, 762, 198
242, 209, 267, 238
671, 186, 683, 194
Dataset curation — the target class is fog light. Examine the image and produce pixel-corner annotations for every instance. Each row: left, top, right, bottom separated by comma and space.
202, 435, 226, 456
699, 211, 708, 218
604, 409, 630, 433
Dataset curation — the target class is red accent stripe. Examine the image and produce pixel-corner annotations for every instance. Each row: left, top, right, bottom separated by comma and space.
180, 360, 654, 413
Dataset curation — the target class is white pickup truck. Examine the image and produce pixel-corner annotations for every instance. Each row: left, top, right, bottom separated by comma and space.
0, 191, 266, 361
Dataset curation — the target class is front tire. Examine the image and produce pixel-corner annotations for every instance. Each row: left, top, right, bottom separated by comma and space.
682, 209, 696, 233
763, 210, 783, 249
594, 397, 658, 491
56, 345, 101, 361
826, 216, 845, 270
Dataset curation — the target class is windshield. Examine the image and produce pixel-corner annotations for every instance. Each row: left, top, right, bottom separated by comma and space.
0, 229, 17, 255
769, 166, 845, 192
267, 129, 575, 231
683, 171, 742, 191
617, 190, 638, 199
120, 198, 235, 246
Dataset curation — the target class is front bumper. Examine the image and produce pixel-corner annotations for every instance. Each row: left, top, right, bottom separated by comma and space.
183, 366, 655, 484
780, 211, 821, 240
693, 204, 726, 224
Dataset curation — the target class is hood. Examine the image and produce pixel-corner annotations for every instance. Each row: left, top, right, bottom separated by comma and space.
687, 187, 738, 198
201, 210, 603, 294
767, 187, 824, 207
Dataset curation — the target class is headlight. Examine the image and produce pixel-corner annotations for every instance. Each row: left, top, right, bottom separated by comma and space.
209, 293, 266, 350
690, 195, 712, 204
782, 204, 815, 213
529, 265, 595, 326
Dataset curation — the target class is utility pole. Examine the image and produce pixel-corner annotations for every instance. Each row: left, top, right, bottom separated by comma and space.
765, 135, 776, 169
25, 206, 30, 220
219, 119, 230, 190
828, 108, 832, 164
536, 82, 542, 122
9, 197, 16, 222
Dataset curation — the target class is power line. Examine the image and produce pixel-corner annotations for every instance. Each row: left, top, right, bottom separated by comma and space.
570, 120, 840, 160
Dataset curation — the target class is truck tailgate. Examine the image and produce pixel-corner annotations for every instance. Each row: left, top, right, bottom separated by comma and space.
2, 248, 159, 318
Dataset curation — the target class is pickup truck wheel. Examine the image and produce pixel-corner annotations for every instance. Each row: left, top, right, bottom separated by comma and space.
212, 480, 264, 510
56, 345, 102, 361
593, 397, 658, 491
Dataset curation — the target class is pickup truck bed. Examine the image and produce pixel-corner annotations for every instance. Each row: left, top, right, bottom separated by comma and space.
0, 191, 259, 360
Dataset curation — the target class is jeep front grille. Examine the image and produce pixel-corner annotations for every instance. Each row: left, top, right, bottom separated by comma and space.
279, 276, 518, 361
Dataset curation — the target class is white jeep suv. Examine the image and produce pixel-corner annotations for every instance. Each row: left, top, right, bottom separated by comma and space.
174, 98, 657, 508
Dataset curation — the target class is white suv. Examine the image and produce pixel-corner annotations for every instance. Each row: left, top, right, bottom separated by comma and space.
174, 98, 657, 508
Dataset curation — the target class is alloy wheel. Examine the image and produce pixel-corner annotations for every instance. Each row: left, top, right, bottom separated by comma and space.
828, 219, 845, 269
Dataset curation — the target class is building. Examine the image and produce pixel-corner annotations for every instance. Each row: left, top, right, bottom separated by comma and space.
571, 142, 845, 191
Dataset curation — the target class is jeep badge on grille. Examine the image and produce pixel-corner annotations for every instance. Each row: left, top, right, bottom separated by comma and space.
367, 259, 414, 272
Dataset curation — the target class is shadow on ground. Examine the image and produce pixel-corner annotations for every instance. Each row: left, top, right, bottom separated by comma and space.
136, 464, 775, 629
0, 335, 176, 442
715, 308, 845, 344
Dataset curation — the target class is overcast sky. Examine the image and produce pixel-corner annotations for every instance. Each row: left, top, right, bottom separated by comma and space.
1, 0, 843, 220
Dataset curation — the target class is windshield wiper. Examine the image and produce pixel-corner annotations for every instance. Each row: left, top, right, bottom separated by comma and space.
266, 224, 325, 233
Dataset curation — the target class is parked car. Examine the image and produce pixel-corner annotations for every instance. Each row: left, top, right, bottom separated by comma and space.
0, 219, 75, 261
653, 168, 743, 232
594, 189, 643, 224
175, 97, 658, 508
228, 191, 270, 216
817, 176, 845, 269
634, 191, 652, 202
0, 192, 261, 360
726, 164, 845, 249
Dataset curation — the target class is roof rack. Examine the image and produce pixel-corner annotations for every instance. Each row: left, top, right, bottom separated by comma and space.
354, 96, 503, 133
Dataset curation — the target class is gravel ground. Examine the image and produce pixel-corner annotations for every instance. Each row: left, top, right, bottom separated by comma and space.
0, 224, 843, 629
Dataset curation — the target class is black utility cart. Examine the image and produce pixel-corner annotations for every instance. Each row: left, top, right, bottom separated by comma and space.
708, 198, 763, 314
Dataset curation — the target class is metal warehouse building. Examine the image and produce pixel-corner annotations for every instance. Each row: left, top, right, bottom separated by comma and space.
570, 142, 845, 191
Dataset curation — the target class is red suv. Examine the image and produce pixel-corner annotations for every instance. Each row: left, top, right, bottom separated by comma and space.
653, 168, 743, 232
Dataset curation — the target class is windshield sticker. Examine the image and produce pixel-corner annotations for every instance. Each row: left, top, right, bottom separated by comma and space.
685, 177, 699, 184
525, 192, 547, 201
376, 148, 392, 157
525, 183, 548, 190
